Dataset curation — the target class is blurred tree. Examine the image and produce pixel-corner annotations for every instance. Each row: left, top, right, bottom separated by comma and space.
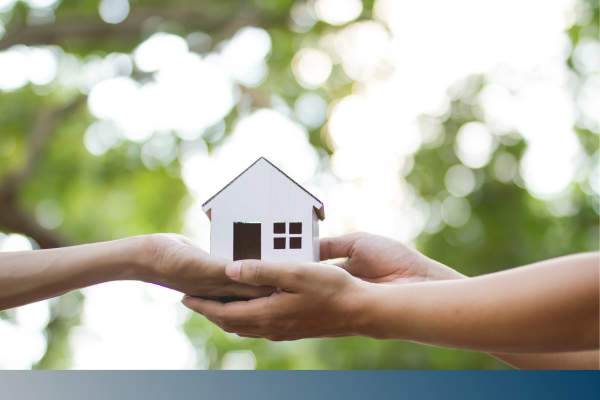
0, 0, 597, 370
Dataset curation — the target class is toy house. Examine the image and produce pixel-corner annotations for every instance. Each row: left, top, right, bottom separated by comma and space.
202, 157, 325, 262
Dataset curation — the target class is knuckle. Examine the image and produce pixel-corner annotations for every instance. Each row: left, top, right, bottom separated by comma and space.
222, 326, 236, 334
286, 266, 304, 281
214, 310, 228, 326
252, 262, 262, 284
267, 335, 285, 342
354, 231, 370, 239
259, 312, 279, 330
259, 315, 275, 328
242, 261, 261, 284
321, 239, 332, 260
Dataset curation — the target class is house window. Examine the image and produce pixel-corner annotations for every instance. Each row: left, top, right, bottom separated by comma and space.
289, 222, 302, 234
273, 222, 302, 249
289, 237, 302, 249
274, 222, 286, 234
274, 237, 286, 249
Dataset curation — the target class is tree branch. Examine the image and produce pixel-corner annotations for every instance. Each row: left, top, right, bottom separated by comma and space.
0, 97, 85, 249
0, 6, 267, 51
0, 201, 65, 249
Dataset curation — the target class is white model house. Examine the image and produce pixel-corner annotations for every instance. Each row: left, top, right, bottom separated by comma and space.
202, 157, 325, 262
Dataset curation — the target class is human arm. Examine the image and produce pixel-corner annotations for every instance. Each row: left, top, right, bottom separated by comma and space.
320, 233, 600, 369
182, 241, 598, 356
0, 233, 274, 311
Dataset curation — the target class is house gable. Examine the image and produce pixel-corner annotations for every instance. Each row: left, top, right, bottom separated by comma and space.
201, 157, 325, 220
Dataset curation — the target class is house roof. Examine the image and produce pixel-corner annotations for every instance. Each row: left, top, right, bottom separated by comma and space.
202, 157, 325, 221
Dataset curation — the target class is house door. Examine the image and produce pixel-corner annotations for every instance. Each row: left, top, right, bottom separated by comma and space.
233, 222, 261, 261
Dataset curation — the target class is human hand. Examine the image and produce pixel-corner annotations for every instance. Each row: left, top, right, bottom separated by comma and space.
139, 233, 276, 300
320, 232, 466, 284
181, 259, 371, 341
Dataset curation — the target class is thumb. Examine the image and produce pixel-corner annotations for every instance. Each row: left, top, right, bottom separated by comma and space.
320, 232, 368, 261
225, 260, 300, 290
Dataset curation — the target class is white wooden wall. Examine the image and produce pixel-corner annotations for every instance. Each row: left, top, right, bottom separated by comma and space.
203, 159, 321, 263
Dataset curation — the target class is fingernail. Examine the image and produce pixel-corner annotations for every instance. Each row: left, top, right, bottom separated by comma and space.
226, 261, 243, 279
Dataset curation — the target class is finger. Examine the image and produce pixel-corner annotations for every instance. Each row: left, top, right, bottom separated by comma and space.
169, 233, 205, 250
225, 260, 304, 291
322, 259, 351, 273
319, 232, 369, 261
215, 325, 266, 338
182, 296, 268, 326
225, 282, 277, 299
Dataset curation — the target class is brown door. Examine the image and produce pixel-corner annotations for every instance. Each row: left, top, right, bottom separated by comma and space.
233, 222, 261, 261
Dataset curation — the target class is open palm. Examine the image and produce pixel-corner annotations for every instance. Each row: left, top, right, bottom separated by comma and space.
320, 232, 464, 284
143, 233, 275, 299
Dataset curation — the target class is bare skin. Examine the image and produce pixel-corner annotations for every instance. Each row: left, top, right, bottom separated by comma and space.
321, 233, 599, 369
182, 232, 599, 369
0, 233, 274, 311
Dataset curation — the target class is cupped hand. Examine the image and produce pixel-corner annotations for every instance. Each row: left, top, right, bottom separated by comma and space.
140, 233, 276, 300
320, 232, 465, 284
181, 259, 370, 341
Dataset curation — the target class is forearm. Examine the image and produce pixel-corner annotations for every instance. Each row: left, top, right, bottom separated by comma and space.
0, 236, 146, 310
359, 253, 599, 353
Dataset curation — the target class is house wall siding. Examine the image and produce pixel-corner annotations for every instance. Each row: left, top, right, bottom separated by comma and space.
206, 159, 320, 262
312, 208, 319, 262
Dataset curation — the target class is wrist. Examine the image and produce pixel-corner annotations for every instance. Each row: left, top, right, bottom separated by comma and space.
424, 257, 468, 281
349, 280, 388, 338
90, 235, 153, 282
121, 235, 155, 281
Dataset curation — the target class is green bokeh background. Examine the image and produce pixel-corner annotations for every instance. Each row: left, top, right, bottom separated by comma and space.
0, 0, 598, 369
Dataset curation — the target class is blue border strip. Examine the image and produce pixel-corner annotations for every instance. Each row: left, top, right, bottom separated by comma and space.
1, 371, 598, 400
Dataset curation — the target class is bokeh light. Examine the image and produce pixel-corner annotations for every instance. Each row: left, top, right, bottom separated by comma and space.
221, 350, 256, 370
295, 92, 328, 129
455, 122, 497, 169
315, 0, 362, 26
99, 0, 130, 24
35, 199, 65, 230
292, 48, 332, 89
445, 165, 476, 197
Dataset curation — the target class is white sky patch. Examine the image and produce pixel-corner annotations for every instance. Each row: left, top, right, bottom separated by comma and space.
0, 300, 51, 369
0, 320, 48, 369
24, 0, 60, 8
315, 0, 362, 26
320, 0, 585, 242
182, 109, 319, 201
335, 21, 389, 81
27, 47, 59, 85
70, 282, 196, 369
0, 47, 30, 91
86, 50, 235, 146
134, 33, 189, 73
0, 0, 17, 12
0, 233, 33, 252
219, 27, 271, 87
